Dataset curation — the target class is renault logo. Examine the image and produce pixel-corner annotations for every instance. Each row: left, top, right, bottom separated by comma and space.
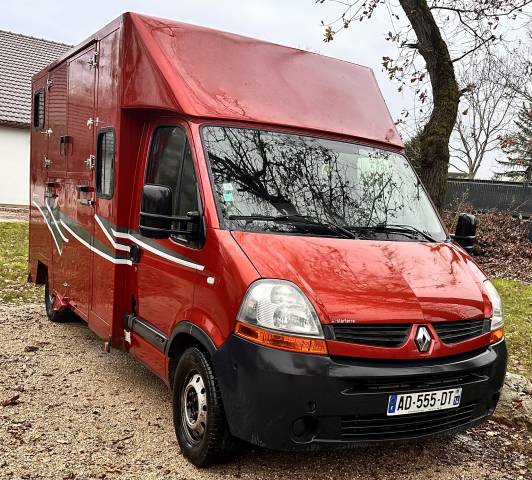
415, 326, 432, 353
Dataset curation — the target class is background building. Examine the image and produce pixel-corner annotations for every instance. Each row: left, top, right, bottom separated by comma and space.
0, 30, 70, 205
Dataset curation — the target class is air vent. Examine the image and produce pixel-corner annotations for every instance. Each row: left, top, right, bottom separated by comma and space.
330, 324, 411, 347
340, 403, 476, 440
433, 319, 489, 344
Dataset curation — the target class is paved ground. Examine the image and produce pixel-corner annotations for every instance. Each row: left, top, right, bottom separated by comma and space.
0, 303, 530, 480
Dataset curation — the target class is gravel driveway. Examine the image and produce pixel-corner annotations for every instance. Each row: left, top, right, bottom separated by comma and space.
0, 303, 530, 480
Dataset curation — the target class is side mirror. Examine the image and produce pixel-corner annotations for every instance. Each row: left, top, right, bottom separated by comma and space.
453, 213, 476, 254
140, 184, 173, 238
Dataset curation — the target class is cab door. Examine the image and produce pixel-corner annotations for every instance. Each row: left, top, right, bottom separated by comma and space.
128, 123, 202, 377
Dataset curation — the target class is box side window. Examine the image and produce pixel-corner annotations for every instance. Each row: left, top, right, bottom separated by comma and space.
33, 90, 45, 129
96, 128, 115, 199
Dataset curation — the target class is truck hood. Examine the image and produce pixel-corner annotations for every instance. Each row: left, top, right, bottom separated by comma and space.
231, 232, 489, 324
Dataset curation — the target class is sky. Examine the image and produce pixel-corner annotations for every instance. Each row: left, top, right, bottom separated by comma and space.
0, 0, 499, 177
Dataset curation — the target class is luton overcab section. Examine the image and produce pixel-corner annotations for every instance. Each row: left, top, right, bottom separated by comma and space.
28, 12, 507, 467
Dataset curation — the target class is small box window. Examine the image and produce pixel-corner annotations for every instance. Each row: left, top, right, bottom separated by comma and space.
96, 128, 115, 199
33, 90, 45, 129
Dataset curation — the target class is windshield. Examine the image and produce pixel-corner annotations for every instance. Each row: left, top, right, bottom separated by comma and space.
202, 126, 447, 241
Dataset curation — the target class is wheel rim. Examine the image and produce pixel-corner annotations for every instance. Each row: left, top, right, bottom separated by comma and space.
45, 283, 55, 316
181, 371, 207, 444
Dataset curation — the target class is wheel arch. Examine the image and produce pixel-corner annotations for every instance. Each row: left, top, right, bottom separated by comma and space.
166, 321, 217, 387
35, 260, 48, 285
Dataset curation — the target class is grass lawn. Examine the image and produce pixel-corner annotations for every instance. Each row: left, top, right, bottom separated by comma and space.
492, 278, 532, 380
0, 222, 530, 379
0, 222, 42, 304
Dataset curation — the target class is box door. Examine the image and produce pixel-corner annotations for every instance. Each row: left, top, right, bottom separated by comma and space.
89, 29, 121, 341
46, 64, 69, 298
63, 45, 97, 319
29, 77, 52, 271
47, 64, 69, 176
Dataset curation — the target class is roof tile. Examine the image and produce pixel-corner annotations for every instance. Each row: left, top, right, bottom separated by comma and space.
0, 30, 71, 126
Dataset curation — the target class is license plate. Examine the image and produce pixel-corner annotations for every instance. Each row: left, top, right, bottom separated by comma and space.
387, 388, 462, 416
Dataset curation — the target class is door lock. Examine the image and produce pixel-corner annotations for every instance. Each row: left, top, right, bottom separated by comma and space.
43, 156, 52, 168
40, 128, 53, 137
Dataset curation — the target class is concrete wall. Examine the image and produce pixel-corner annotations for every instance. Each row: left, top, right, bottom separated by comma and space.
0, 125, 30, 205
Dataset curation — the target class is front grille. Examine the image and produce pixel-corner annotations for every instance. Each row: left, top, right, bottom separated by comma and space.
330, 324, 411, 347
433, 319, 489, 344
344, 368, 487, 394
340, 403, 476, 440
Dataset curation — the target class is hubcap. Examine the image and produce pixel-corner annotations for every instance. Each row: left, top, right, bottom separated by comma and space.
181, 372, 207, 443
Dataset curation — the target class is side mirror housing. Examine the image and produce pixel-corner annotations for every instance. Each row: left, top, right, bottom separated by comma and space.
140, 184, 173, 238
453, 213, 476, 254
139, 184, 202, 242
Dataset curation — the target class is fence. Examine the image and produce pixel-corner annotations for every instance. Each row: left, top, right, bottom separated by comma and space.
445, 179, 531, 217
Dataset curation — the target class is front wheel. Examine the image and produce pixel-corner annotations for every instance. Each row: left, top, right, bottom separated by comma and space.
172, 347, 234, 467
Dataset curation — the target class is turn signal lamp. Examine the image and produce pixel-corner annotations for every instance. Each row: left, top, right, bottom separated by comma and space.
484, 280, 504, 344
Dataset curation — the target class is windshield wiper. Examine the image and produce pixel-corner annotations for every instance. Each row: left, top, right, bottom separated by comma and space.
280, 214, 359, 240
380, 223, 437, 242
347, 223, 437, 242
227, 214, 358, 240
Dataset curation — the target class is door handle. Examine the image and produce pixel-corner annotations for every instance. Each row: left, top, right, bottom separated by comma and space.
130, 244, 141, 263
40, 128, 53, 137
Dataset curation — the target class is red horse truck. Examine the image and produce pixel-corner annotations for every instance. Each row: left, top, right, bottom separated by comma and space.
29, 12, 506, 467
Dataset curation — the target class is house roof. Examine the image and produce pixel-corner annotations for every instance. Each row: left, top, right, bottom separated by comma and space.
0, 30, 71, 128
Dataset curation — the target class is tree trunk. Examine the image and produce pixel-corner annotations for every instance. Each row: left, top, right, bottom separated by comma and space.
399, 0, 460, 210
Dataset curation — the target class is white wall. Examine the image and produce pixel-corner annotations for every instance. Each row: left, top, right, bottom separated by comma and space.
0, 125, 30, 205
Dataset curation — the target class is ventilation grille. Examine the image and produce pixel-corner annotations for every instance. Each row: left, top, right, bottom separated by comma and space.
340, 403, 476, 440
433, 319, 488, 344
344, 369, 487, 394
331, 324, 411, 348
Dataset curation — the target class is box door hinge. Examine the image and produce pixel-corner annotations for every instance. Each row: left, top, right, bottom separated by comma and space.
86, 117, 99, 129
88, 51, 99, 69
84, 155, 95, 169
46, 79, 53, 90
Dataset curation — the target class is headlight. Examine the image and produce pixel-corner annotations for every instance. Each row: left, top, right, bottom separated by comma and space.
237, 280, 324, 338
484, 280, 504, 331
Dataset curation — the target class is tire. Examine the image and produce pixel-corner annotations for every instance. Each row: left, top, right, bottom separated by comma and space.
44, 273, 70, 322
172, 347, 234, 467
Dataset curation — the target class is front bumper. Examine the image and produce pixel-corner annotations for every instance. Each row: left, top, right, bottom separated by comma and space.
212, 336, 507, 450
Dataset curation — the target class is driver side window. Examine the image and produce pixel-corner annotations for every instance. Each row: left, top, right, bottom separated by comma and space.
145, 126, 200, 245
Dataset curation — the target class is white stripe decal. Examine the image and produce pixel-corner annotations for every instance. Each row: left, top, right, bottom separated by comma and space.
60, 220, 132, 266
110, 228, 204, 271
45, 200, 69, 243
32, 200, 62, 255
95, 215, 130, 252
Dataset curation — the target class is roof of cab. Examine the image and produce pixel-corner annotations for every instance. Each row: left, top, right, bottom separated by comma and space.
36, 12, 403, 148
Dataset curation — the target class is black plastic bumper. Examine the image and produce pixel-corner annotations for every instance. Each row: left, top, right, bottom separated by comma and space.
212, 335, 507, 451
